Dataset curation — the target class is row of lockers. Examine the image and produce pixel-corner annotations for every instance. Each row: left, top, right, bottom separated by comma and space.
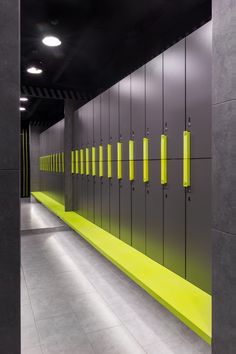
72, 22, 212, 294
40, 120, 65, 204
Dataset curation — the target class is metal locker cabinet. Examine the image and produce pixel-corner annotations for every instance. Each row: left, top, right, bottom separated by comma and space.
131, 66, 145, 161
94, 95, 102, 226
110, 84, 120, 237
73, 112, 78, 211
186, 22, 212, 159
164, 39, 185, 159
131, 160, 146, 253
119, 75, 131, 161
146, 55, 163, 160
120, 161, 132, 245
164, 160, 185, 277
186, 159, 211, 294
81, 105, 88, 218
146, 160, 163, 264
87, 101, 94, 222
101, 90, 110, 231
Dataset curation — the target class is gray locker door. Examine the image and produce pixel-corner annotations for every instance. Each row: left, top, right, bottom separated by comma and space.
110, 160, 119, 238
87, 175, 94, 222
101, 178, 110, 232
146, 55, 163, 160
87, 101, 94, 222
164, 39, 185, 159
131, 66, 145, 161
164, 160, 185, 277
186, 159, 211, 294
186, 22, 212, 159
82, 175, 88, 218
93, 95, 101, 226
94, 176, 101, 226
77, 174, 83, 215
132, 161, 146, 253
120, 161, 131, 245
146, 160, 163, 264
110, 84, 120, 238
119, 76, 131, 161
101, 90, 110, 230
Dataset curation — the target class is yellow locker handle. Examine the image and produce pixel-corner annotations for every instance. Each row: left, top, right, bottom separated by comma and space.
92, 147, 96, 176
161, 135, 168, 184
58, 153, 61, 173
71, 150, 74, 174
86, 148, 90, 175
107, 144, 112, 178
117, 142, 122, 180
129, 140, 134, 181
75, 150, 79, 174
143, 138, 149, 183
183, 131, 191, 187
80, 149, 84, 174
99, 145, 103, 177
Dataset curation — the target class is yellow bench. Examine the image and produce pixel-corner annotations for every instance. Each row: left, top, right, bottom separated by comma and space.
32, 191, 212, 344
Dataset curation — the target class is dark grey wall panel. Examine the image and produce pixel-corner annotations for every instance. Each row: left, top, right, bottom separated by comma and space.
120, 161, 131, 245
132, 161, 146, 253
119, 76, 131, 161
131, 66, 145, 160
146, 55, 163, 160
146, 160, 163, 263
186, 159, 211, 293
186, 22, 212, 159
164, 160, 185, 277
164, 40, 185, 159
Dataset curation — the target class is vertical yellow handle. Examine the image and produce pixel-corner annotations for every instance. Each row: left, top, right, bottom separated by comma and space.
99, 145, 103, 177
75, 150, 79, 174
80, 149, 84, 174
86, 148, 90, 175
117, 142, 122, 179
92, 147, 96, 176
129, 140, 134, 181
58, 153, 60, 173
62, 152, 64, 173
143, 138, 149, 183
183, 131, 191, 187
161, 135, 168, 184
107, 144, 112, 178
71, 151, 74, 174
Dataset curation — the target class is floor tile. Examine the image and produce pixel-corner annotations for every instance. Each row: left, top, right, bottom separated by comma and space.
21, 324, 40, 350
37, 313, 94, 354
88, 325, 145, 354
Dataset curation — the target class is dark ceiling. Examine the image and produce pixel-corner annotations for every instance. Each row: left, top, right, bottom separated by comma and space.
21, 0, 211, 125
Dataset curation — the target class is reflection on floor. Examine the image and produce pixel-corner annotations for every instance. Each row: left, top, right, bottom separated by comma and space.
21, 198, 211, 354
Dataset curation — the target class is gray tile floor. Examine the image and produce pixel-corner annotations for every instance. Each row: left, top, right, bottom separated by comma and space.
21, 199, 211, 354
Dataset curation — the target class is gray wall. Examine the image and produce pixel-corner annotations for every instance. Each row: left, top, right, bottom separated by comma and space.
0, 0, 20, 352
212, 0, 236, 352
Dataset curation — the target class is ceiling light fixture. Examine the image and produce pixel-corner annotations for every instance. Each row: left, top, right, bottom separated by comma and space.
20, 97, 28, 102
27, 66, 43, 75
20, 107, 26, 111
42, 36, 61, 47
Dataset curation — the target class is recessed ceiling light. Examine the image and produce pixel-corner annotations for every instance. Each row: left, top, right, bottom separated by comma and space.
20, 107, 26, 111
20, 97, 28, 102
42, 36, 61, 47
27, 66, 43, 75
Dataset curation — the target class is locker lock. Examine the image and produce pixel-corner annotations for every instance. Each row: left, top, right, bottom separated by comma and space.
146, 189, 150, 195
188, 117, 191, 127
164, 122, 168, 131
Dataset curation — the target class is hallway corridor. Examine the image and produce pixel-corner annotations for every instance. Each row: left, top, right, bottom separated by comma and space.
21, 199, 211, 354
